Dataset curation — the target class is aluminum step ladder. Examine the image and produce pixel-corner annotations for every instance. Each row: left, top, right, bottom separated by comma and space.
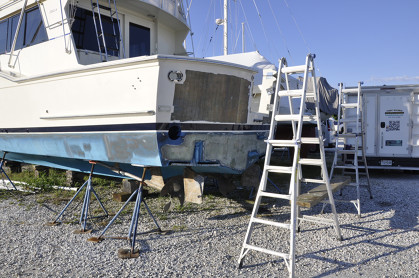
237, 54, 342, 277
329, 82, 373, 217
90, 0, 125, 62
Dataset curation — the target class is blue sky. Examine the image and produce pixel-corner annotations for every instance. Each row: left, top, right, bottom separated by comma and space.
184, 0, 419, 88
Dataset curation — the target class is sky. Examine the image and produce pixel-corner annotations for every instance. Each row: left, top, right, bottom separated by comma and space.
183, 0, 419, 88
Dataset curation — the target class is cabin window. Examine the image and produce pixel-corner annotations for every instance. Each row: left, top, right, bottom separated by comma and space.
71, 8, 120, 57
0, 6, 47, 54
129, 22, 150, 57
0, 20, 7, 54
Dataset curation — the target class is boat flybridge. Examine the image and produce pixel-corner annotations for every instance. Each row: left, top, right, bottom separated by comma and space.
0, 0, 277, 187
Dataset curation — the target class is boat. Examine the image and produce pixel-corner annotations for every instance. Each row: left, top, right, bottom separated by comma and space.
0, 0, 276, 186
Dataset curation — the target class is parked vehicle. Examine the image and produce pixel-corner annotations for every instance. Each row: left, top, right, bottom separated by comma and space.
346, 84, 419, 169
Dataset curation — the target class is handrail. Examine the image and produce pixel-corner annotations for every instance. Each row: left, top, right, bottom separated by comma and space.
8, 0, 28, 68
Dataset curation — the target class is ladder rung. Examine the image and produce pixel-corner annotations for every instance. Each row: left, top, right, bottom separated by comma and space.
347, 182, 360, 187
300, 137, 321, 144
252, 217, 291, 229
340, 118, 359, 123
336, 150, 361, 154
265, 139, 297, 147
281, 65, 307, 74
299, 158, 323, 166
301, 178, 325, 184
342, 88, 359, 93
265, 165, 293, 174
337, 133, 360, 138
334, 165, 357, 170
341, 103, 358, 108
277, 89, 314, 98
243, 244, 289, 260
274, 115, 317, 122
266, 137, 320, 147
277, 89, 303, 97
259, 191, 292, 200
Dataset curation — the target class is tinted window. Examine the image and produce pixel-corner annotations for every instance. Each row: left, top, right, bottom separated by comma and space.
25, 7, 48, 46
0, 6, 47, 54
8, 14, 25, 51
0, 20, 7, 54
129, 23, 150, 57
72, 8, 120, 57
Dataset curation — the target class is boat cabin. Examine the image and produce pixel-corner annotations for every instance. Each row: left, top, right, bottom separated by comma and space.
0, 0, 189, 76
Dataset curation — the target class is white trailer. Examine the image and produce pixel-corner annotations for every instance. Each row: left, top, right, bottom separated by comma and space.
346, 84, 419, 169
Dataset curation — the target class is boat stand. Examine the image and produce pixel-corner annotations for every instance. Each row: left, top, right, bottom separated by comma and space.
88, 168, 163, 259
0, 153, 17, 190
47, 161, 108, 233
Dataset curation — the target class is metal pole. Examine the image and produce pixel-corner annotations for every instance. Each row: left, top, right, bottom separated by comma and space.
242, 22, 245, 53
8, 0, 28, 67
223, 0, 228, 55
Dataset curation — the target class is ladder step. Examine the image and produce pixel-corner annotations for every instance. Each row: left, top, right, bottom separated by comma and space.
340, 118, 359, 123
301, 137, 321, 144
336, 149, 359, 154
259, 191, 292, 200
266, 137, 320, 147
277, 89, 315, 98
265, 165, 293, 174
274, 114, 317, 122
299, 158, 323, 166
281, 65, 308, 74
337, 133, 361, 138
265, 139, 297, 147
243, 244, 289, 260
301, 178, 325, 184
252, 217, 291, 229
342, 88, 359, 93
334, 165, 357, 170
341, 103, 358, 108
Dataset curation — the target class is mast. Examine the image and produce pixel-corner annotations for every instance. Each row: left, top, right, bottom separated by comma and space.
242, 22, 245, 53
223, 0, 228, 55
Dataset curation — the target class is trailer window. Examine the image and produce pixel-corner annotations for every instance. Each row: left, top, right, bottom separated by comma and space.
129, 22, 150, 57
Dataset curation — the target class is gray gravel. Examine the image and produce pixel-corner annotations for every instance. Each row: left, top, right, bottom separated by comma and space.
0, 170, 418, 277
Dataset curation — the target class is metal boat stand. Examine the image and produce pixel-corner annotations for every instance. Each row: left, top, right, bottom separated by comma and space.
0, 152, 17, 190
88, 167, 164, 259
46, 161, 108, 233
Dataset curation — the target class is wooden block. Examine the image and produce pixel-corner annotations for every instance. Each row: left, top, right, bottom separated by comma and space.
113, 192, 135, 202
297, 176, 351, 208
183, 168, 204, 204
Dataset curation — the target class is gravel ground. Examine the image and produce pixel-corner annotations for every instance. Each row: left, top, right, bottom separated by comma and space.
0, 170, 418, 277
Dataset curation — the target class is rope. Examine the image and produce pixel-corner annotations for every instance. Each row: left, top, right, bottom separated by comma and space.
283, 0, 311, 54
252, 0, 280, 60
267, 0, 292, 61
238, 0, 257, 51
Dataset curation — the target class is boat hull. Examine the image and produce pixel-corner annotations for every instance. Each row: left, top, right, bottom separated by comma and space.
0, 55, 268, 178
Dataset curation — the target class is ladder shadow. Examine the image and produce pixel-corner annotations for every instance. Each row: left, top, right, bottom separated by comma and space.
304, 228, 418, 278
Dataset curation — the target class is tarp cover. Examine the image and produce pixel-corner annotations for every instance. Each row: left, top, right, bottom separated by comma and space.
306, 77, 339, 116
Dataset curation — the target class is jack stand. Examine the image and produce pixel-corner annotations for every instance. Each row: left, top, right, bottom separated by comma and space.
46, 161, 108, 233
0, 153, 17, 190
88, 168, 164, 259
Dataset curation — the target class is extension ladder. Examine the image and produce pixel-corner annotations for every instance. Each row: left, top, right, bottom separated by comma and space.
90, 0, 125, 61
329, 82, 373, 217
238, 54, 342, 277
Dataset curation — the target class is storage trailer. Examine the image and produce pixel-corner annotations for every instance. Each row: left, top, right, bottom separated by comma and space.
345, 84, 419, 169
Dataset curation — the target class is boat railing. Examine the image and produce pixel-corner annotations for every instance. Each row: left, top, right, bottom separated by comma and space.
8, 0, 28, 68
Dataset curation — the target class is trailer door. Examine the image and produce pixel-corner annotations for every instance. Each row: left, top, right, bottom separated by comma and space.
364, 93, 378, 156
378, 93, 410, 156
